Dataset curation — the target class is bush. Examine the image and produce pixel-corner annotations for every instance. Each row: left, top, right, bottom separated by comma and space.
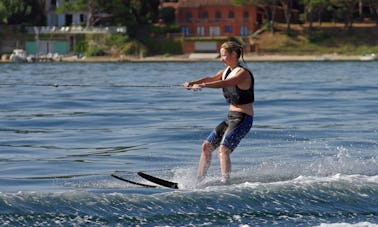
308, 31, 329, 43
86, 45, 105, 56
120, 40, 148, 57
105, 34, 129, 46
74, 40, 87, 55
142, 37, 183, 55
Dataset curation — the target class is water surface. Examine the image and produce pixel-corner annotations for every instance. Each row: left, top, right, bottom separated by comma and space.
0, 61, 377, 226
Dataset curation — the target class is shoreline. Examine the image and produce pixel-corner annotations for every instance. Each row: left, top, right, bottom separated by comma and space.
61, 54, 371, 62
1, 53, 376, 63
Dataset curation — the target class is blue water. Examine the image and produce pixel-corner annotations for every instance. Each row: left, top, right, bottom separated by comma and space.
0, 61, 377, 226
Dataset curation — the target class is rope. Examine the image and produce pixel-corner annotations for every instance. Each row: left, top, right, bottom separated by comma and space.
0, 83, 181, 88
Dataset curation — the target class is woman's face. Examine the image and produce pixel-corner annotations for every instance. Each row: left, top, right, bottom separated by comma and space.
220, 48, 235, 66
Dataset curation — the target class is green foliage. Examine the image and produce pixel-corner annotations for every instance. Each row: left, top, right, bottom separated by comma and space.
0, 0, 30, 24
85, 45, 105, 56
74, 35, 88, 54
75, 33, 145, 57
151, 24, 181, 34
81, 32, 182, 57
142, 37, 183, 55
159, 6, 175, 24
166, 24, 182, 33
105, 33, 129, 46
120, 40, 148, 57
258, 24, 378, 55
74, 41, 87, 55
0, 2, 6, 23
54, 0, 160, 37
307, 30, 330, 42
82, 33, 108, 56
56, 0, 89, 13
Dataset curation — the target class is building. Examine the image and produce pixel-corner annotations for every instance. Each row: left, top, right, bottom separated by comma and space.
23, 0, 125, 56
176, 0, 258, 38
163, 0, 260, 54
45, 0, 88, 27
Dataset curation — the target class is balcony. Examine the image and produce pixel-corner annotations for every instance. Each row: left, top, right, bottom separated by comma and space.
177, 18, 252, 24
26, 26, 127, 34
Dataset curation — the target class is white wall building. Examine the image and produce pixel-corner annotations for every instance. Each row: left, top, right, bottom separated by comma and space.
45, 0, 88, 26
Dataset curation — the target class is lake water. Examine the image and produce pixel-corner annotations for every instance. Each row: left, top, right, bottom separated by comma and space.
0, 61, 377, 226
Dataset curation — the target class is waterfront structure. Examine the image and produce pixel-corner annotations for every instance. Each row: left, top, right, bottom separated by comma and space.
24, 1, 125, 56
45, 0, 88, 27
175, 0, 259, 37
160, 0, 261, 54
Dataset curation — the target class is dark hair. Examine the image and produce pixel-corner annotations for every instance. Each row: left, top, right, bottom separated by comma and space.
221, 41, 245, 64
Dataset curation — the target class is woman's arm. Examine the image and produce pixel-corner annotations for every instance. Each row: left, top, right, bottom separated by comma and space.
199, 68, 250, 89
183, 70, 223, 88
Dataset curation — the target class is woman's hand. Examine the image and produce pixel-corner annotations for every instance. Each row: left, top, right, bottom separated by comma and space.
182, 82, 191, 90
191, 84, 202, 91
182, 82, 202, 91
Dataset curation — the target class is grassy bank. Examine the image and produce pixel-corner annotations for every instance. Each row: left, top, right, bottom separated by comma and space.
256, 23, 378, 56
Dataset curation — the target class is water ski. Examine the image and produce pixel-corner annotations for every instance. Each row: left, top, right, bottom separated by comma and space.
111, 174, 157, 188
137, 172, 179, 189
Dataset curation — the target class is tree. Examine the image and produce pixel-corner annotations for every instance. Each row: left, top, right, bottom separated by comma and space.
55, 0, 160, 37
114, 0, 160, 38
0, 1, 7, 24
279, 0, 293, 33
233, 0, 279, 33
159, 6, 176, 24
56, 0, 104, 26
302, 0, 330, 29
330, 0, 359, 28
0, 0, 31, 24
366, 0, 378, 25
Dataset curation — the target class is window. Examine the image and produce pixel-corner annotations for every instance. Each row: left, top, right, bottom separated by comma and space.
228, 11, 234, 19
80, 14, 86, 23
185, 12, 192, 22
182, 26, 190, 36
240, 26, 248, 36
50, 0, 57, 10
215, 11, 221, 21
225, 26, 232, 34
197, 26, 205, 36
65, 14, 73, 26
209, 26, 220, 36
201, 11, 208, 19
243, 11, 249, 20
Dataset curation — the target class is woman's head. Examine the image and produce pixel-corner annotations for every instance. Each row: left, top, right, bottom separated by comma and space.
220, 41, 245, 65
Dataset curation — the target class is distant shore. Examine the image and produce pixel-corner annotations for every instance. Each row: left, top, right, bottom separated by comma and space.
62, 52, 378, 62
1, 53, 376, 63
59, 53, 372, 62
